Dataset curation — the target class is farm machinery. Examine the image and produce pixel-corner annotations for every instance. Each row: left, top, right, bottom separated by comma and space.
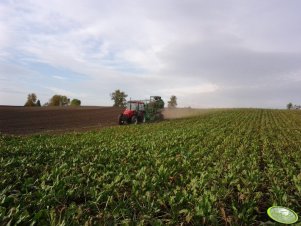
118, 96, 164, 125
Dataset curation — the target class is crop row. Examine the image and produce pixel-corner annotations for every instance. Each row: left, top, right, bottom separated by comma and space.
1, 109, 301, 225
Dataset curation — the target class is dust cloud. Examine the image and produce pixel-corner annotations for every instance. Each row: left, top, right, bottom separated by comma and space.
162, 108, 219, 119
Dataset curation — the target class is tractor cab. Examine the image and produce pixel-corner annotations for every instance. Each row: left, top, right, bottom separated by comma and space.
126, 101, 145, 112
118, 101, 145, 125
118, 96, 164, 125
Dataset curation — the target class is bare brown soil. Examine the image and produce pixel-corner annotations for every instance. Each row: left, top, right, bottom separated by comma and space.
0, 106, 123, 135
0, 106, 220, 135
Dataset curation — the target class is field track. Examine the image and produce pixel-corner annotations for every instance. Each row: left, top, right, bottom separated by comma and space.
0, 106, 122, 135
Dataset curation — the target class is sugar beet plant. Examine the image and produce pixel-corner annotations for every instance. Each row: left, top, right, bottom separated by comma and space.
1, 109, 301, 225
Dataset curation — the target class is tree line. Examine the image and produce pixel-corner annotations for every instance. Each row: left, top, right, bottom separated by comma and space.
24, 93, 81, 107
287, 102, 301, 110
25, 90, 177, 108
110, 89, 177, 108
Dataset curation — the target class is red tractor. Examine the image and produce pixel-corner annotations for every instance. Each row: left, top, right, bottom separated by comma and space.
118, 96, 164, 125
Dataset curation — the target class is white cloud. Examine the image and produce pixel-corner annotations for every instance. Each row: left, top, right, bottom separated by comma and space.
45, 87, 88, 99
1, 0, 301, 107
52, 75, 66, 80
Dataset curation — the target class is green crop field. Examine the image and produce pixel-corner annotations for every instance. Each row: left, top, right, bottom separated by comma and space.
1, 109, 301, 225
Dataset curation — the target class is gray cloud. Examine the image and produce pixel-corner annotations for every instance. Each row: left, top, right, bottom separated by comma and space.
160, 39, 301, 85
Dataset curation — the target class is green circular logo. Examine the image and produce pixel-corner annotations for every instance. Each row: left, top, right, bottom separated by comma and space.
267, 206, 298, 224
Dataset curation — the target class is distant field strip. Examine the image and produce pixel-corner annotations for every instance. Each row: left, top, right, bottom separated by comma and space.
1, 109, 301, 225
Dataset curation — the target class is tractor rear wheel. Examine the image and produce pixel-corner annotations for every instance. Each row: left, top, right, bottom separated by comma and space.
131, 115, 138, 124
137, 115, 146, 123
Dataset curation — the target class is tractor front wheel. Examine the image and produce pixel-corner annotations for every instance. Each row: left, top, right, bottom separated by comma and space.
118, 114, 124, 125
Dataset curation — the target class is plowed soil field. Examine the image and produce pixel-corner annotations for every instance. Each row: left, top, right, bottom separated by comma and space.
0, 106, 123, 135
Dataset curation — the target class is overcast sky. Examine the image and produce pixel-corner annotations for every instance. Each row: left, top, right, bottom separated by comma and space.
1, 0, 301, 108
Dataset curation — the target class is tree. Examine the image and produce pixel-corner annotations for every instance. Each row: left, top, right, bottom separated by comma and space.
62, 96, 69, 106
110, 89, 128, 107
168, 95, 177, 108
70, 99, 81, 106
49, 95, 61, 106
24, 93, 37, 107
36, 100, 41, 107
49, 95, 69, 106
287, 102, 293, 110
